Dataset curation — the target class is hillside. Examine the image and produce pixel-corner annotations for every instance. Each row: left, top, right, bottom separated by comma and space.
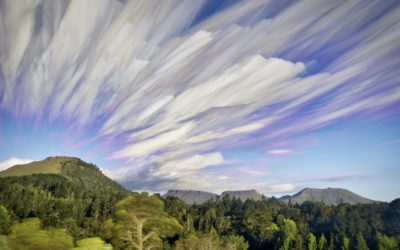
0, 156, 67, 177
0, 156, 130, 237
279, 187, 377, 205
0, 156, 129, 196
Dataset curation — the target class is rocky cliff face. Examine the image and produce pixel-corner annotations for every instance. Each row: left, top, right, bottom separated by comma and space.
279, 188, 377, 205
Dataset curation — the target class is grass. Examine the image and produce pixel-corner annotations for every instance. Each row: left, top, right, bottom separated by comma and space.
0, 156, 73, 177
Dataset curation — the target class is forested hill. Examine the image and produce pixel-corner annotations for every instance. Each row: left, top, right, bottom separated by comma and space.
279, 187, 377, 205
0, 156, 130, 238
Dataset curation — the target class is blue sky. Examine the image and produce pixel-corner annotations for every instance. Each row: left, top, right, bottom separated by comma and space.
0, 0, 399, 201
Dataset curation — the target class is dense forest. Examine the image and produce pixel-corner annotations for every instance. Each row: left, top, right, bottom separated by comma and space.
0, 158, 399, 249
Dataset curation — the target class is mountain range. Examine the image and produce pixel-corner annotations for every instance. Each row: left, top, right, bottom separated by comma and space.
164, 188, 377, 205
0, 156, 378, 206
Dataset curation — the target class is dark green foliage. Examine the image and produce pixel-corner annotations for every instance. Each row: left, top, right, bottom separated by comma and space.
168, 195, 400, 250
0, 205, 10, 235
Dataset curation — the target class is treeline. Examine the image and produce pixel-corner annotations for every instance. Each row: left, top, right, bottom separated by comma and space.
163, 195, 400, 249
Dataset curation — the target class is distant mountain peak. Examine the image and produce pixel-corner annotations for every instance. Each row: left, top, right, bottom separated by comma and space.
280, 187, 377, 205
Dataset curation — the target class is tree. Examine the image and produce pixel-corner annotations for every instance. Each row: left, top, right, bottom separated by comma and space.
307, 232, 317, 250
278, 219, 298, 250
221, 235, 249, 250
173, 233, 219, 250
327, 233, 334, 250
0, 205, 10, 235
341, 236, 350, 250
376, 233, 398, 250
356, 232, 369, 250
111, 193, 182, 250
318, 234, 327, 250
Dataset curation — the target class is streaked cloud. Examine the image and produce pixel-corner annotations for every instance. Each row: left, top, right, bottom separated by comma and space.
268, 149, 293, 155
0, 0, 399, 193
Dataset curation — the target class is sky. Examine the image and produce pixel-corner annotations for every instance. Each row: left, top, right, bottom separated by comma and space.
0, 0, 399, 201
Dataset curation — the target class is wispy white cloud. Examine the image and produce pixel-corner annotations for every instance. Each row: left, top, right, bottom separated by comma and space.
0, 0, 399, 192
0, 157, 34, 171
268, 149, 293, 155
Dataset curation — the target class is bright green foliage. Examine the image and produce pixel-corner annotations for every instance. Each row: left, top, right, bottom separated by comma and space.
107, 193, 182, 250
173, 233, 219, 250
0, 235, 10, 250
0, 205, 10, 235
278, 219, 298, 250
307, 232, 317, 250
377, 233, 398, 250
70, 237, 112, 250
6, 218, 73, 250
221, 235, 249, 250
173, 232, 249, 250
318, 234, 327, 250
356, 232, 369, 250
341, 236, 350, 250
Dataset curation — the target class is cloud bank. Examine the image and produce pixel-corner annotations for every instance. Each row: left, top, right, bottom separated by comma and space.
1, 0, 399, 194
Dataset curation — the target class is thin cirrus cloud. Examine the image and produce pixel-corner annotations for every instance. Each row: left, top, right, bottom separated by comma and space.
268, 149, 293, 156
0, 0, 399, 194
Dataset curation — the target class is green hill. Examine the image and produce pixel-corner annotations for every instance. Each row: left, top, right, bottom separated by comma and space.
0, 156, 131, 238
0, 156, 66, 177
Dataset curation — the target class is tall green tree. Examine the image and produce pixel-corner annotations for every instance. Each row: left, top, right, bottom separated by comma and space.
110, 193, 182, 250
278, 219, 298, 250
318, 234, 327, 250
341, 236, 350, 250
356, 232, 369, 250
307, 232, 317, 250
376, 233, 398, 250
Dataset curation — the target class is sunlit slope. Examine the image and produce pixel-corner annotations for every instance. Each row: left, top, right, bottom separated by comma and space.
0, 156, 69, 177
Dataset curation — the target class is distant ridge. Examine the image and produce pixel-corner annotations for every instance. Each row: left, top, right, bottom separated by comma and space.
163, 190, 218, 205
279, 187, 377, 205
221, 189, 263, 201
164, 189, 264, 204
